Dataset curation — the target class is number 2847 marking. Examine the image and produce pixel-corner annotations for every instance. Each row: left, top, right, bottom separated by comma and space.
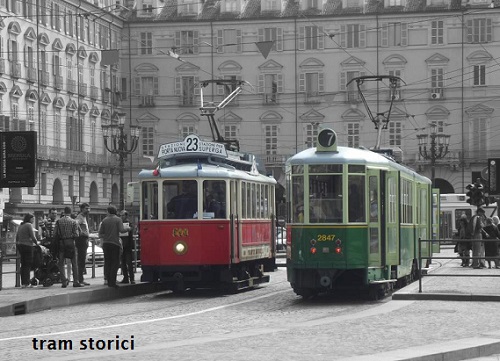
317, 234, 335, 242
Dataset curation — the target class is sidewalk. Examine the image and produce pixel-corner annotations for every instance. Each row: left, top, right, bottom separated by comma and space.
0, 261, 163, 317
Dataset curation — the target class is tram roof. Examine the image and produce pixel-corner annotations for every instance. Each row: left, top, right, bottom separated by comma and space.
287, 146, 431, 184
138, 163, 277, 184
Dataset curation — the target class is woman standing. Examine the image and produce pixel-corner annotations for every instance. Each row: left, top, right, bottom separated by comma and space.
16, 213, 39, 288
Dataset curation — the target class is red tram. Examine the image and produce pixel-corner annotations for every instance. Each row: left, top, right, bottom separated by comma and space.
138, 134, 277, 291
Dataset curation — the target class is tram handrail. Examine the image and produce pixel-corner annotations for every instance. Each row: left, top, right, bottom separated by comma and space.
417, 237, 500, 293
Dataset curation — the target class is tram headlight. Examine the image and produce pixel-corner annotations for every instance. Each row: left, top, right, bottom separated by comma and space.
173, 241, 188, 255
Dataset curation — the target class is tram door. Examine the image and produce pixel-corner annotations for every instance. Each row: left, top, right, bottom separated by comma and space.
384, 171, 400, 266
367, 170, 382, 266
230, 180, 240, 263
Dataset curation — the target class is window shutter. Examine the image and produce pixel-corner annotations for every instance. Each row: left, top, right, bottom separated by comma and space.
193, 31, 199, 54
359, 25, 366, 48
153, 77, 159, 95
23, 44, 27, 67
217, 29, 223, 53
175, 31, 181, 49
277, 74, 283, 93
175, 77, 181, 95
340, 71, 346, 91
486, 18, 492, 42
258, 74, 264, 93
318, 26, 324, 50
340, 25, 346, 48
134, 77, 141, 95
65, 9, 69, 35
7, 40, 10, 61
194, 76, 200, 96
467, 20, 473, 43
277, 28, 283, 52
298, 26, 305, 50
217, 83, 224, 95
299, 73, 305, 92
236, 29, 242, 53
381, 23, 388, 47
318, 72, 324, 92
258, 28, 264, 42
401, 23, 408, 46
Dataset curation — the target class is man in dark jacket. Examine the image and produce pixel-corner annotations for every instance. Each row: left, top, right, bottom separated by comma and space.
119, 210, 135, 284
99, 205, 131, 288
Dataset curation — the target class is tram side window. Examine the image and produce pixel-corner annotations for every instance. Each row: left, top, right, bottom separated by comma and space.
309, 174, 343, 223
142, 182, 159, 220
203, 180, 226, 219
165, 180, 198, 219
348, 175, 365, 222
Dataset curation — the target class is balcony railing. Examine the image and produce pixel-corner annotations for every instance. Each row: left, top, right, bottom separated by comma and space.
90, 85, 99, 100
140, 95, 155, 107
264, 154, 288, 165
264, 93, 278, 104
54, 75, 63, 90
39, 70, 49, 86
38, 145, 114, 167
67, 79, 76, 93
430, 87, 444, 100
79, 83, 87, 97
27, 67, 37, 83
10, 62, 21, 78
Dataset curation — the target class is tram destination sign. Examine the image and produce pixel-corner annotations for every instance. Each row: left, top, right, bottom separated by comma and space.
158, 135, 228, 159
0, 131, 37, 188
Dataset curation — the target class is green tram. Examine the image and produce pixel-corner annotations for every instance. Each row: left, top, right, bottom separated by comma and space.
285, 129, 438, 299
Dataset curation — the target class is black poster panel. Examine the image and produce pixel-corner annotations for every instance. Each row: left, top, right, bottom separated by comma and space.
488, 158, 500, 196
0, 131, 37, 188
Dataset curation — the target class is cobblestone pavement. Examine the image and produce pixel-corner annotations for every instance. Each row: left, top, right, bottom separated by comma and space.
1, 246, 500, 360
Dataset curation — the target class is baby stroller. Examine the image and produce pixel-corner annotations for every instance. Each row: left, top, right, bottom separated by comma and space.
30, 245, 61, 287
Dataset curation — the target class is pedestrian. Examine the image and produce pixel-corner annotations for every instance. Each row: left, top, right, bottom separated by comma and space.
483, 217, 500, 269
119, 210, 135, 284
54, 206, 82, 288
470, 207, 486, 269
16, 213, 39, 288
456, 213, 471, 267
41, 208, 59, 259
75, 203, 91, 286
99, 205, 131, 288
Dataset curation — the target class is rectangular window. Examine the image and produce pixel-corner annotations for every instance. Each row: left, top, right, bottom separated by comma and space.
182, 125, 195, 138
264, 74, 278, 103
307, 0, 319, 9
224, 124, 237, 140
181, 31, 195, 54
54, 110, 61, 147
346, 24, 360, 48
265, 125, 278, 155
263, 28, 277, 51
305, 72, 319, 99
347, 122, 360, 148
225, 0, 237, 12
471, 117, 487, 156
142, 126, 155, 156
223, 29, 238, 52
468, 18, 491, 43
346, 71, 361, 102
388, 121, 402, 147
473, 65, 486, 86
140, 32, 152, 55
388, 23, 402, 46
309, 169, 343, 223
305, 123, 318, 148
431, 20, 444, 45
431, 68, 444, 89
348, 175, 365, 222
305, 26, 319, 50
181, 76, 195, 106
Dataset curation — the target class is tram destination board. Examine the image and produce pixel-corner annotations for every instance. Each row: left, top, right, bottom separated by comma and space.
0, 131, 37, 188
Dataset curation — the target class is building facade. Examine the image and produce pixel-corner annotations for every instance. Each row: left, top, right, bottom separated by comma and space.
2, 0, 500, 224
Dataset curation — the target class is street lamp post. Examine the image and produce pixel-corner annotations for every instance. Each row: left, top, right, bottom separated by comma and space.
102, 113, 140, 210
417, 123, 450, 187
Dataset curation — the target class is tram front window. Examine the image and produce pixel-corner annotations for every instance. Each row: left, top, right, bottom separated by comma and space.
164, 180, 198, 219
309, 174, 343, 223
